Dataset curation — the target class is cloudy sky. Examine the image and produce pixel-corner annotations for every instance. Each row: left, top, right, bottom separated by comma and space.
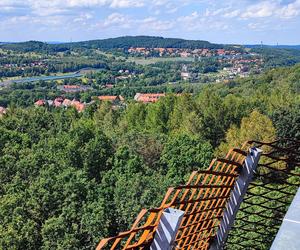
0, 0, 299, 44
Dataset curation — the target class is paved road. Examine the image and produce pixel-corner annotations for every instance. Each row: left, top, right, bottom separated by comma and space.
0, 72, 83, 87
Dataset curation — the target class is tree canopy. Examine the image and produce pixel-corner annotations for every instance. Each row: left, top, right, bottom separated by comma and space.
0, 63, 300, 249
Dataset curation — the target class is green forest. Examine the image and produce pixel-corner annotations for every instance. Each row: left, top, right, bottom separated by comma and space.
0, 62, 299, 249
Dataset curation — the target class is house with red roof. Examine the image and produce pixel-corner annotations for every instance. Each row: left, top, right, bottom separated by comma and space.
61, 98, 85, 112
98, 95, 125, 105
54, 97, 64, 107
71, 100, 85, 112
34, 99, 46, 107
217, 49, 226, 56
134, 93, 165, 103
62, 99, 73, 107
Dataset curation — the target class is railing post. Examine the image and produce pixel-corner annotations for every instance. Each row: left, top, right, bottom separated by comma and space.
150, 208, 184, 250
210, 147, 262, 250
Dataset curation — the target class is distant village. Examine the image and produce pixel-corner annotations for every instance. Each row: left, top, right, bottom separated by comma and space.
0, 93, 171, 115
126, 47, 243, 57
30, 93, 171, 112
127, 47, 263, 81
0, 46, 263, 85
0, 46, 265, 115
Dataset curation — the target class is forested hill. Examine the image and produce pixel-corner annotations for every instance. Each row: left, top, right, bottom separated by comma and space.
249, 47, 300, 67
0, 36, 227, 53
63, 36, 224, 49
0, 41, 49, 53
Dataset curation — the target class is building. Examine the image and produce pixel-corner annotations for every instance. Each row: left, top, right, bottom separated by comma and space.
134, 93, 165, 103
53, 97, 64, 107
57, 85, 92, 93
98, 95, 124, 105
0, 106, 7, 117
62, 99, 73, 107
181, 72, 192, 81
71, 100, 85, 112
217, 49, 225, 56
181, 64, 192, 81
62, 98, 85, 112
34, 99, 46, 107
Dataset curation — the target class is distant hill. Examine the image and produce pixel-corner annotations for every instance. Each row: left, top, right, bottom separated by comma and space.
246, 44, 300, 50
65, 36, 225, 49
0, 36, 233, 53
0, 41, 50, 53
248, 46, 300, 67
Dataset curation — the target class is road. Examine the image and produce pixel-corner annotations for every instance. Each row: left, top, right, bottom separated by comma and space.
0, 72, 83, 88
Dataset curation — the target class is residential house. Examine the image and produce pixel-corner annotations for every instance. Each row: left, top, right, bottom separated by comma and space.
98, 95, 124, 105
181, 72, 192, 81
62, 98, 85, 112
53, 97, 64, 107
34, 99, 46, 106
57, 85, 92, 93
134, 93, 165, 103
71, 100, 85, 112
217, 49, 225, 56
62, 98, 73, 107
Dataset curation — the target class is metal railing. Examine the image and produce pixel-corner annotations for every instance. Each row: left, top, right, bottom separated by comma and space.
225, 139, 300, 250
96, 139, 300, 250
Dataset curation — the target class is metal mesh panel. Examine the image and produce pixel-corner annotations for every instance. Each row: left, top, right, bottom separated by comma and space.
225, 139, 300, 250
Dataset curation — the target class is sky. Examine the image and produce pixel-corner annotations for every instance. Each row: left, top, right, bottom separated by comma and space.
0, 0, 300, 44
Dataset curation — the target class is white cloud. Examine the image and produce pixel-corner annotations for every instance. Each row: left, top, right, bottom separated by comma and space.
223, 9, 240, 18
110, 0, 144, 8
241, 0, 300, 19
166, 7, 178, 14
93, 13, 175, 32
178, 11, 200, 23
277, 0, 300, 18
0, 0, 144, 16
27, 0, 144, 9
241, 1, 276, 18
0, 14, 65, 28
1, 0, 300, 42
205, 7, 230, 17
178, 11, 229, 31
74, 13, 93, 22
139, 17, 174, 31
102, 13, 132, 28
0, 0, 25, 6
152, 0, 170, 6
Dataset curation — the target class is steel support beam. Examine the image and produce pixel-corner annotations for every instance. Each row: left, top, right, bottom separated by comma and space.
150, 208, 184, 250
210, 147, 262, 250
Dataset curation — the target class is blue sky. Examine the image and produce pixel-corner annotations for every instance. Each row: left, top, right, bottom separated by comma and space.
0, 0, 300, 44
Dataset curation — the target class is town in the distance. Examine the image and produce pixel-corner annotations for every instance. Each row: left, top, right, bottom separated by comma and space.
0, 36, 299, 114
